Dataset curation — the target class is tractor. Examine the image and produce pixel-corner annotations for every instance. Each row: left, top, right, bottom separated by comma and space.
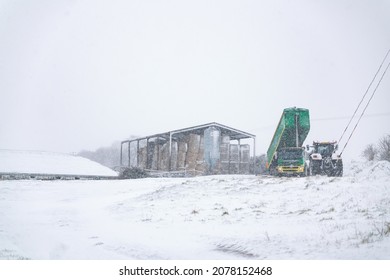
308, 141, 343, 177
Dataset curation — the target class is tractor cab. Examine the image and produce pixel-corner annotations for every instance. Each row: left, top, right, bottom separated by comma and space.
313, 141, 338, 157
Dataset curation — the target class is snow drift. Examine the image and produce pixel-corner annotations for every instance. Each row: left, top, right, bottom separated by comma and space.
0, 150, 117, 177
0, 161, 389, 259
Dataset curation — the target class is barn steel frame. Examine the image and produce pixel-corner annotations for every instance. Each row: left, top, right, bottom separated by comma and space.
120, 122, 256, 175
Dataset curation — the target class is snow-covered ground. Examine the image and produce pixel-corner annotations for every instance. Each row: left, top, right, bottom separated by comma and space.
0, 150, 117, 177
0, 160, 389, 260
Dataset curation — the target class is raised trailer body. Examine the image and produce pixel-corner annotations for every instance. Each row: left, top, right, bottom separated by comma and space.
266, 107, 310, 176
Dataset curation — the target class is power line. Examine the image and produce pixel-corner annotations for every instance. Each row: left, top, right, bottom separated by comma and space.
338, 48, 390, 144
252, 112, 390, 131
339, 58, 390, 156
312, 112, 390, 122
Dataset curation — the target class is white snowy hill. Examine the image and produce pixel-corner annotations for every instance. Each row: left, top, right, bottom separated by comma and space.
0, 150, 118, 177
0, 160, 389, 260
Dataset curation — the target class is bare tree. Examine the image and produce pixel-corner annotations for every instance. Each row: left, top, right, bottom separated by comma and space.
78, 141, 121, 169
378, 134, 390, 162
362, 144, 377, 161
251, 154, 267, 175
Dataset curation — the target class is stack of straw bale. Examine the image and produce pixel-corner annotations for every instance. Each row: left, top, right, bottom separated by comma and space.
177, 140, 187, 170
229, 144, 239, 174
239, 144, 250, 174
138, 146, 147, 169
185, 134, 201, 175
159, 142, 170, 171
219, 135, 230, 174
196, 135, 205, 174
170, 141, 178, 171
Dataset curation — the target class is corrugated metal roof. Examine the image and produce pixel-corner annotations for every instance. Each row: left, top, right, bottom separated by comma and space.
122, 122, 255, 144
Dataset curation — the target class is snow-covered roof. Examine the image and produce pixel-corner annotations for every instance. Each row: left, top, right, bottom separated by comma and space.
0, 150, 118, 178
121, 122, 256, 143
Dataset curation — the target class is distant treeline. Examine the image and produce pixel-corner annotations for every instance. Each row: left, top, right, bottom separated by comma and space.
78, 141, 121, 169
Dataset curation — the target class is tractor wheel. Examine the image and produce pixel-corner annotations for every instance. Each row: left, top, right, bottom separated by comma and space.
333, 160, 343, 177
309, 161, 319, 176
323, 157, 334, 176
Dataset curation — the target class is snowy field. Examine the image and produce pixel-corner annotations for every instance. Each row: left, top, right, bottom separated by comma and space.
0, 161, 389, 260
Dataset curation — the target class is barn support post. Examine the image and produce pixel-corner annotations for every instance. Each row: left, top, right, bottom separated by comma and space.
238, 139, 241, 174
137, 140, 140, 168
168, 132, 172, 171
253, 137, 256, 175
128, 141, 131, 167
146, 138, 149, 169
120, 142, 123, 166
156, 136, 160, 170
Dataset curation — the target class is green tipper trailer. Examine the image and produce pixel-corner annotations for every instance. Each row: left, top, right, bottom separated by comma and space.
266, 107, 310, 176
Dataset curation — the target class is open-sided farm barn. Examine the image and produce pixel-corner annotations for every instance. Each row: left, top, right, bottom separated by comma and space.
120, 122, 256, 176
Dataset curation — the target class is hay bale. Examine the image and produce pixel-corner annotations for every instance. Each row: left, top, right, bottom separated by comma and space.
151, 141, 171, 171
186, 134, 200, 171
177, 140, 187, 170
220, 143, 230, 174
138, 147, 147, 169
240, 144, 250, 162
239, 144, 250, 174
147, 142, 155, 169
196, 135, 206, 174
159, 142, 170, 171
170, 141, 178, 171
221, 135, 230, 144
151, 142, 159, 170
229, 144, 239, 174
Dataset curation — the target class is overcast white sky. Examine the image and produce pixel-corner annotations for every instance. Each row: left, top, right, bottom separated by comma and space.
1, 0, 389, 161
